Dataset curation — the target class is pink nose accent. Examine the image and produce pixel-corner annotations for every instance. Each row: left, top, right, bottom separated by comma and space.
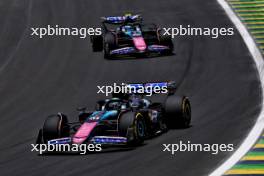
133, 37, 147, 51
72, 122, 97, 144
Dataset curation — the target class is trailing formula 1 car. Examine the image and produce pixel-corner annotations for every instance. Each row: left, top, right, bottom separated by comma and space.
36, 82, 191, 147
90, 13, 174, 59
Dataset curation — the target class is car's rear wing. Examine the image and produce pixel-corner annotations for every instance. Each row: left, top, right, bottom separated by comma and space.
125, 81, 176, 95
101, 14, 142, 24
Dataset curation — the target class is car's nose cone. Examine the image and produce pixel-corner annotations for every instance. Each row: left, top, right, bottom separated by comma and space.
133, 37, 147, 51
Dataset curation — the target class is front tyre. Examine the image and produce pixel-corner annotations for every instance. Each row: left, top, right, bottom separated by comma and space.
104, 32, 116, 59
91, 35, 103, 52
104, 43, 111, 59
118, 111, 145, 146
42, 113, 70, 143
159, 29, 174, 54
165, 96, 191, 128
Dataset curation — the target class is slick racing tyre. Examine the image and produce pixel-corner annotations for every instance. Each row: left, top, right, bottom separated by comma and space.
164, 96, 191, 128
118, 111, 145, 146
159, 29, 174, 54
91, 35, 103, 52
42, 113, 70, 143
104, 32, 116, 59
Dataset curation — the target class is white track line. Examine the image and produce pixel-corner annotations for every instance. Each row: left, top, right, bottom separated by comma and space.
210, 0, 264, 176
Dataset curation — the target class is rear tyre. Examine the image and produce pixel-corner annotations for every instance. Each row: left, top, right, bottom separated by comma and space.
104, 43, 111, 59
160, 35, 173, 54
36, 129, 43, 144
104, 33, 116, 59
164, 96, 191, 128
42, 113, 70, 143
91, 35, 103, 52
118, 111, 145, 146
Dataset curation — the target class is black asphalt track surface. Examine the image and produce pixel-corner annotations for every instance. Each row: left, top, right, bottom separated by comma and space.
0, 0, 262, 175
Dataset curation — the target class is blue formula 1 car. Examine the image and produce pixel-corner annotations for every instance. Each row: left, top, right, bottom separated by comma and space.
36, 82, 191, 147
90, 13, 174, 59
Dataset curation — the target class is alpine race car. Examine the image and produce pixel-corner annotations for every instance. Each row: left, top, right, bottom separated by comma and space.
36, 82, 191, 148
90, 14, 174, 59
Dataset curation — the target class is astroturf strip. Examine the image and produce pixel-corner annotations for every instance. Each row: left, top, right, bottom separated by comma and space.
243, 18, 264, 21
257, 139, 264, 144
248, 25, 264, 29
245, 22, 264, 24
233, 5, 264, 9
226, 172, 264, 175
230, 1, 264, 5
231, 1, 264, 4
247, 27, 264, 30
239, 160, 264, 164
228, 0, 264, 1
246, 151, 264, 156
240, 14, 264, 17
225, 170, 264, 175
233, 3, 264, 6
235, 9, 264, 13
234, 7, 264, 10
254, 35, 264, 39
251, 150, 264, 154
235, 7, 264, 11
251, 31, 264, 34
233, 164, 264, 169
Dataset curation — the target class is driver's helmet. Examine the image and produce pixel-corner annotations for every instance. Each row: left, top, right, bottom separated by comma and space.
124, 13, 132, 19
106, 98, 127, 111
129, 94, 144, 109
108, 102, 120, 110
124, 13, 135, 23
107, 100, 121, 110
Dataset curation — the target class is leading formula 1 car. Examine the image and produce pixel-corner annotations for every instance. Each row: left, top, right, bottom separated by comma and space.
90, 13, 174, 59
36, 82, 191, 147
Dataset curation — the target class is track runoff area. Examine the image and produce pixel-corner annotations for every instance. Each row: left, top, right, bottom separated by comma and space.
211, 0, 264, 175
